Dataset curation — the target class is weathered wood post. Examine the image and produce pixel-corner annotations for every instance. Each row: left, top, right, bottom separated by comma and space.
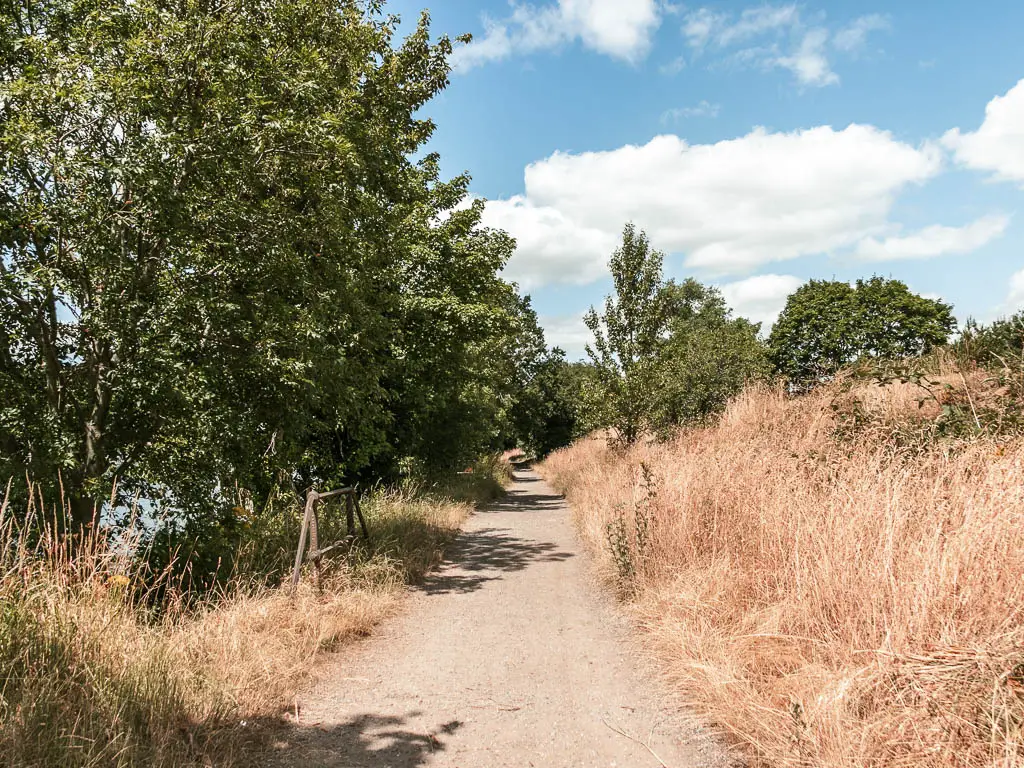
309, 495, 321, 590
354, 494, 369, 539
291, 490, 318, 588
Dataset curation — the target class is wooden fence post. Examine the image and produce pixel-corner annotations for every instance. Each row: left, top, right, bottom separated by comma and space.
354, 494, 369, 540
291, 491, 317, 588
309, 495, 321, 590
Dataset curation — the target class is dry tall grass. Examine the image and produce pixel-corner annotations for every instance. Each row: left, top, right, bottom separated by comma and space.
0, 486, 476, 767
542, 373, 1024, 767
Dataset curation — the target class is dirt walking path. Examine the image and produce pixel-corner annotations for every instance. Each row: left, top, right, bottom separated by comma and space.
274, 467, 729, 767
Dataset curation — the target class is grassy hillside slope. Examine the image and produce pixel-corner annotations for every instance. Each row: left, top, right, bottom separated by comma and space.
542, 368, 1024, 767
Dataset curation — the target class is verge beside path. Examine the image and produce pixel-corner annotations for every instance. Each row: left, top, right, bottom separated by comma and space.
274, 467, 729, 767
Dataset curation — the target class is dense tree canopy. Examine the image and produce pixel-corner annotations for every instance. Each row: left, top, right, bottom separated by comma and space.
584, 224, 668, 444
508, 350, 607, 458
655, 283, 768, 433
0, 0, 544, 528
768, 278, 956, 385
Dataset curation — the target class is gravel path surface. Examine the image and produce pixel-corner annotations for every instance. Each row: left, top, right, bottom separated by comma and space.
274, 467, 730, 767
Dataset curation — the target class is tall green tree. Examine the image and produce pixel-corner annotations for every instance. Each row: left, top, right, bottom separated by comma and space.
584, 224, 668, 444
768, 277, 956, 385
383, 222, 542, 475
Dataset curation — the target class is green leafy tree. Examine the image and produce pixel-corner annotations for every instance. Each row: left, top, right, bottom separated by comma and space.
768, 277, 956, 385
509, 349, 587, 458
655, 285, 769, 432
377, 194, 528, 477
0, 0, 539, 537
956, 313, 1024, 369
564, 361, 614, 436
584, 224, 668, 444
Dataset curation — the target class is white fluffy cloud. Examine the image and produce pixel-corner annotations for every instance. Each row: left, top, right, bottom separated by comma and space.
451, 0, 662, 71
854, 215, 1009, 261
944, 78, 1024, 185
539, 314, 593, 359
774, 28, 837, 87
719, 274, 804, 331
1005, 270, 1024, 315
491, 125, 943, 286
481, 197, 618, 289
681, 5, 887, 87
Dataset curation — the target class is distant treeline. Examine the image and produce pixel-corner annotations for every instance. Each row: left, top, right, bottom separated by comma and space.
564, 222, 1019, 446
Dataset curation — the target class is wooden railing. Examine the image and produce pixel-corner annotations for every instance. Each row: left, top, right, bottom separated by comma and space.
291, 487, 369, 588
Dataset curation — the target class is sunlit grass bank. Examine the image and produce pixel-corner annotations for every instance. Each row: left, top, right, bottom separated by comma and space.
543, 369, 1024, 767
0, 461, 508, 767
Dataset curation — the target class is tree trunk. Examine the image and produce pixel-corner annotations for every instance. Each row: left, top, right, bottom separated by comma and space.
68, 493, 98, 530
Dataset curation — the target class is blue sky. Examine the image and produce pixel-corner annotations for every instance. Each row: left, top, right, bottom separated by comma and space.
392, 0, 1024, 357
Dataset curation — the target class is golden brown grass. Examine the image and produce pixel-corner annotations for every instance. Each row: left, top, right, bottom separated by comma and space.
0, 487, 475, 767
542, 374, 1024, 767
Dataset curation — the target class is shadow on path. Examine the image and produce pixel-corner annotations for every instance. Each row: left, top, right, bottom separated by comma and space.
413, 472, 574, 595
478, 475, 565, 515
263, 712, 462, 767
262, 472, 576, 766
418, 525, 574, 595
481, 492, 564, 513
